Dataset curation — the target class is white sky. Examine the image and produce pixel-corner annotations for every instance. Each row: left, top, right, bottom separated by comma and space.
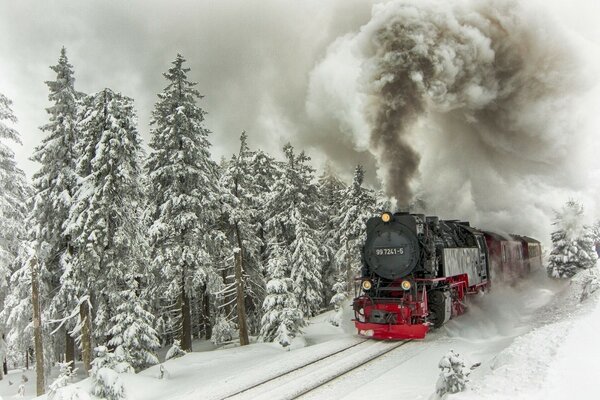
1, 0, 599, 185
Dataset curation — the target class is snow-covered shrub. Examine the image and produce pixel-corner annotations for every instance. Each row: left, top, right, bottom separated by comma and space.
165, 340, 186, 361
48, 361, 77, 399
211, 315, 236, 345
275, 322, 292, 348
577, 269, 600, 302
329, 280, 347, 327
434, 350, 469, 398
91, 346, 133, 400
547, 200, 597, 279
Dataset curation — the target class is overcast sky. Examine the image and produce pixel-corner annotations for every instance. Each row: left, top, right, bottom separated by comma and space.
0, 0, 386, 182
2, 0, 600, 239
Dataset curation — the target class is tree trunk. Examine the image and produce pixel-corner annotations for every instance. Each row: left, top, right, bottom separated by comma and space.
65, 331, 75, 367
203, 290, 212, 340
234, 224, 249, 346
31, 257, 45, 396
80, 300, 93, 374
180, 276, 192, 352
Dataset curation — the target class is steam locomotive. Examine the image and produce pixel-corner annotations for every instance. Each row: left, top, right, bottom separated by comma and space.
352, 212, 542, 340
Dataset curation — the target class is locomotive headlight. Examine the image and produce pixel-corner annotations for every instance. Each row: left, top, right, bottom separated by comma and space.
381, 212, 392, 223
401, 280, 412, 291
362, 280, 372, 290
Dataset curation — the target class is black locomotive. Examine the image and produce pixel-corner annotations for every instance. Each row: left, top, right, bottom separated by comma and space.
353, 212, 541, 339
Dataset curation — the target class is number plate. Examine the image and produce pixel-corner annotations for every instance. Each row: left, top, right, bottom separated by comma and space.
375, 247, 405, 256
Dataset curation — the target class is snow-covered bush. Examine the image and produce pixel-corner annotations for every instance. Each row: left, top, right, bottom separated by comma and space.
329, 280, 347, 327
577, 269, 600, 302
165, 340, 186, 361
91, 346, 133, 400
48, 361, 77, 399
547, 200, 597, 279
434, 350, 469, 398
211, 315, 236, 345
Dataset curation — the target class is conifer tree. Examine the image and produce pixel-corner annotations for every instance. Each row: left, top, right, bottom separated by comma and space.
218, 132, 266, 345
265, 144, 323, 317
146, 54, 218, 352
547, 200, 598, 278
0, 92, 28, 281
0, 92, 28, 379
333, 165, 376, 291
107, 278, 160, 372
317, 165, 346, 303
65, 88, 146, 372
29, 47, 82, 367
259, 242, 304, 345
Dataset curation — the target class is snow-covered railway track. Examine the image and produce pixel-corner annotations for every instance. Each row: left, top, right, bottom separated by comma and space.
222, 339, 411, 400
218, 338, 369, 400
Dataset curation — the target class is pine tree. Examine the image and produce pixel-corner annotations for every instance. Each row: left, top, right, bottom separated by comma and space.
0, 92, 28, 282
0, 92, 29, 380
91, 346, 132, 400
547, 200, 598, 279
29, 48, 82, 366
259, 242, 304, 346
146, 54, 218, 352
65, 88, 146, 372
266, 144, 323, 318
290, 211, 323, 317
333, 166, 375, 292
107, 279, 160, 372
317, 165, 346, 304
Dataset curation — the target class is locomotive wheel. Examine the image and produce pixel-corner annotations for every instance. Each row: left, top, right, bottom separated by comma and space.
428, 290, 446, 328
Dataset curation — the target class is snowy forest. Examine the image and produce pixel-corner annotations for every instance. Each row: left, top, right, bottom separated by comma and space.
0, 49, 391, 393
2, 47, 600, 399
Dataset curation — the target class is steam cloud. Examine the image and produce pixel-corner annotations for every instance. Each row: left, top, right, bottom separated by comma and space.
307, 0, 600, 238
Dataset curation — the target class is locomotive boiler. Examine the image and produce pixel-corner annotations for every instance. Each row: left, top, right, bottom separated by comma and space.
352, 212, 542, 340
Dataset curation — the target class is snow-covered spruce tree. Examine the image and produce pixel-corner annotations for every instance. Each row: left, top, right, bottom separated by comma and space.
547, 200, 598, 279
317, 165, 346, 306
218, 132, 270, 344
333, 165, 376, 292
211, 313, 236, 345
290, 209, 323, 318
91, 346, 132, 400
107, 278, 160, 372
260, 242, 304, 346
65, 88, 146, 372
146, 54, 218, 351
165, 339, 186, 361
0, 92, 28, 291
29, 47, 83, 368
266, 144, 323, 318
434, 350, 469, 398
0, 92, 29, 373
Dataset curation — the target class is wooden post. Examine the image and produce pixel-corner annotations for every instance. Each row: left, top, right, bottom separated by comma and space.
234, 223, 249, 346
31, 257, 45, 396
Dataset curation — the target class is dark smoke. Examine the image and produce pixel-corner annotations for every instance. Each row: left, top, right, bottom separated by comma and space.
359, 0, 588, 208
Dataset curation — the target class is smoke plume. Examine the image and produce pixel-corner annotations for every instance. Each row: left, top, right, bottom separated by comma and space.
307, 0, 600, 238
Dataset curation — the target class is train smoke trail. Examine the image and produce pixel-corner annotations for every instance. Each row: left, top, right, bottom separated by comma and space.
307, 0, 599, 235
360, 0, 589, 206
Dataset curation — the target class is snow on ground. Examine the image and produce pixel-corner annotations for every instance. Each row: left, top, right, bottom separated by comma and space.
4, 266, 599, 400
